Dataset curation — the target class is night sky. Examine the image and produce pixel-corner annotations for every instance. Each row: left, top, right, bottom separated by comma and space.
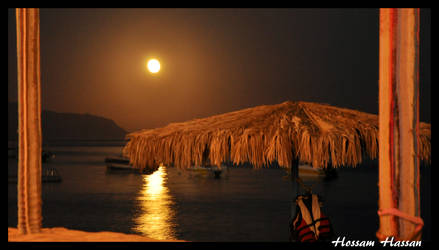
8, 8, 431, 132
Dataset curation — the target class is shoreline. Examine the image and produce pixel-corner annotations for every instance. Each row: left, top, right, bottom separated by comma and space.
8, 227, 185, 242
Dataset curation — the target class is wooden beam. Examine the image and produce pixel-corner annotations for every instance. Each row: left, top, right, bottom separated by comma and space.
395, 8, 421, 241
378, 8, 421, 241
16, 8, 42, 234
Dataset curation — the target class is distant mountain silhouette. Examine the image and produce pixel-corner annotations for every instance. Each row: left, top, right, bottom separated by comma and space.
8, 102, 127, 141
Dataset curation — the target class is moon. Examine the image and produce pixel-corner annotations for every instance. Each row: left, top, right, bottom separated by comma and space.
147, 59, 160, 74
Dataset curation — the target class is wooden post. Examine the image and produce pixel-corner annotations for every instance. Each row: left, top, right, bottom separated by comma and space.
289, 157, 300, 241
291, 158, 300, 194
395, 8, 421, 241
16, 8, 42, 234
378, 8, 421, 241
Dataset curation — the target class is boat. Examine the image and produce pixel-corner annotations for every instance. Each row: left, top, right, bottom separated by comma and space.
42, 168, 62, 182
294, 164, 338, 180
298, 164, 325, 178
188, 164, 226, 179
42, 151, 55, 163
105, 156, 156, 174
8, 167, 62, 183
8, 147, 55, 163
105, 156, 131, 170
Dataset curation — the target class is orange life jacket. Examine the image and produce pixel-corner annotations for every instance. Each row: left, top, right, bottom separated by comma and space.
289, 194, 333, 242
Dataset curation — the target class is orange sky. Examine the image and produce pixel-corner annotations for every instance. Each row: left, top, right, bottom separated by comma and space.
8, 8, 431, 132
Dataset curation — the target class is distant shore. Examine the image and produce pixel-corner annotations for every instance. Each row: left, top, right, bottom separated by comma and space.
8, 139, 127, 147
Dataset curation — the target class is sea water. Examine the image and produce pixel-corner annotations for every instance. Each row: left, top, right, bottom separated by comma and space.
8, 143, 431, 242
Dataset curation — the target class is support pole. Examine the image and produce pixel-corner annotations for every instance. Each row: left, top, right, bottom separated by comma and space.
378, 8, 421, 241
16, 8, 42, 234
289, 157, 300, 242
291, 158, 300, 195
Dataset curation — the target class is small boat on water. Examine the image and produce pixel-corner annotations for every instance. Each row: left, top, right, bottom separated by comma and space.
105, 156, 156, 174
188, 165, 226, 179
299, 164, 325, 178
105, 156, 131, 170
292, 164, 338, 180
42, 151, 55, 163
42, 168, 62, 182
8, 147, 55, 163
8, 167, 62, 183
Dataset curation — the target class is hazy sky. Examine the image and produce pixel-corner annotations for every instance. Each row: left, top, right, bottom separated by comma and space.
8, 8, 431, 132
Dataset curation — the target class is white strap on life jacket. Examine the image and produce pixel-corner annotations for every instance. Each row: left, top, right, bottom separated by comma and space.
311, 194, 321, 238
296, 194, 323, 238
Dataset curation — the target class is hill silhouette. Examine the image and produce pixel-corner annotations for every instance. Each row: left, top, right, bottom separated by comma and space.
8, 102, 127, 142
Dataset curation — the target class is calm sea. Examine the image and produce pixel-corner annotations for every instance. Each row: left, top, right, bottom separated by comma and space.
8, 142, 431, 242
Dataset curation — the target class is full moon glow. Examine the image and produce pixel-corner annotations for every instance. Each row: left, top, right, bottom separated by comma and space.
147, 59, 161, 74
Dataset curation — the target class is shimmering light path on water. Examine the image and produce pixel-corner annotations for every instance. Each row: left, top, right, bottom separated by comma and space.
133, 166, 177, 240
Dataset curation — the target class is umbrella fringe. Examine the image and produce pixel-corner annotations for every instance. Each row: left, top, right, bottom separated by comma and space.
122, 101, 430, 170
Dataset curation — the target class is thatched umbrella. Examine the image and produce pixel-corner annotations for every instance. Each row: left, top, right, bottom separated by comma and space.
122, 101, 430, 172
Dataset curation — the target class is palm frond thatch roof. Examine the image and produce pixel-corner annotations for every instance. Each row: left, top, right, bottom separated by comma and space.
123, 101, 431, 171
